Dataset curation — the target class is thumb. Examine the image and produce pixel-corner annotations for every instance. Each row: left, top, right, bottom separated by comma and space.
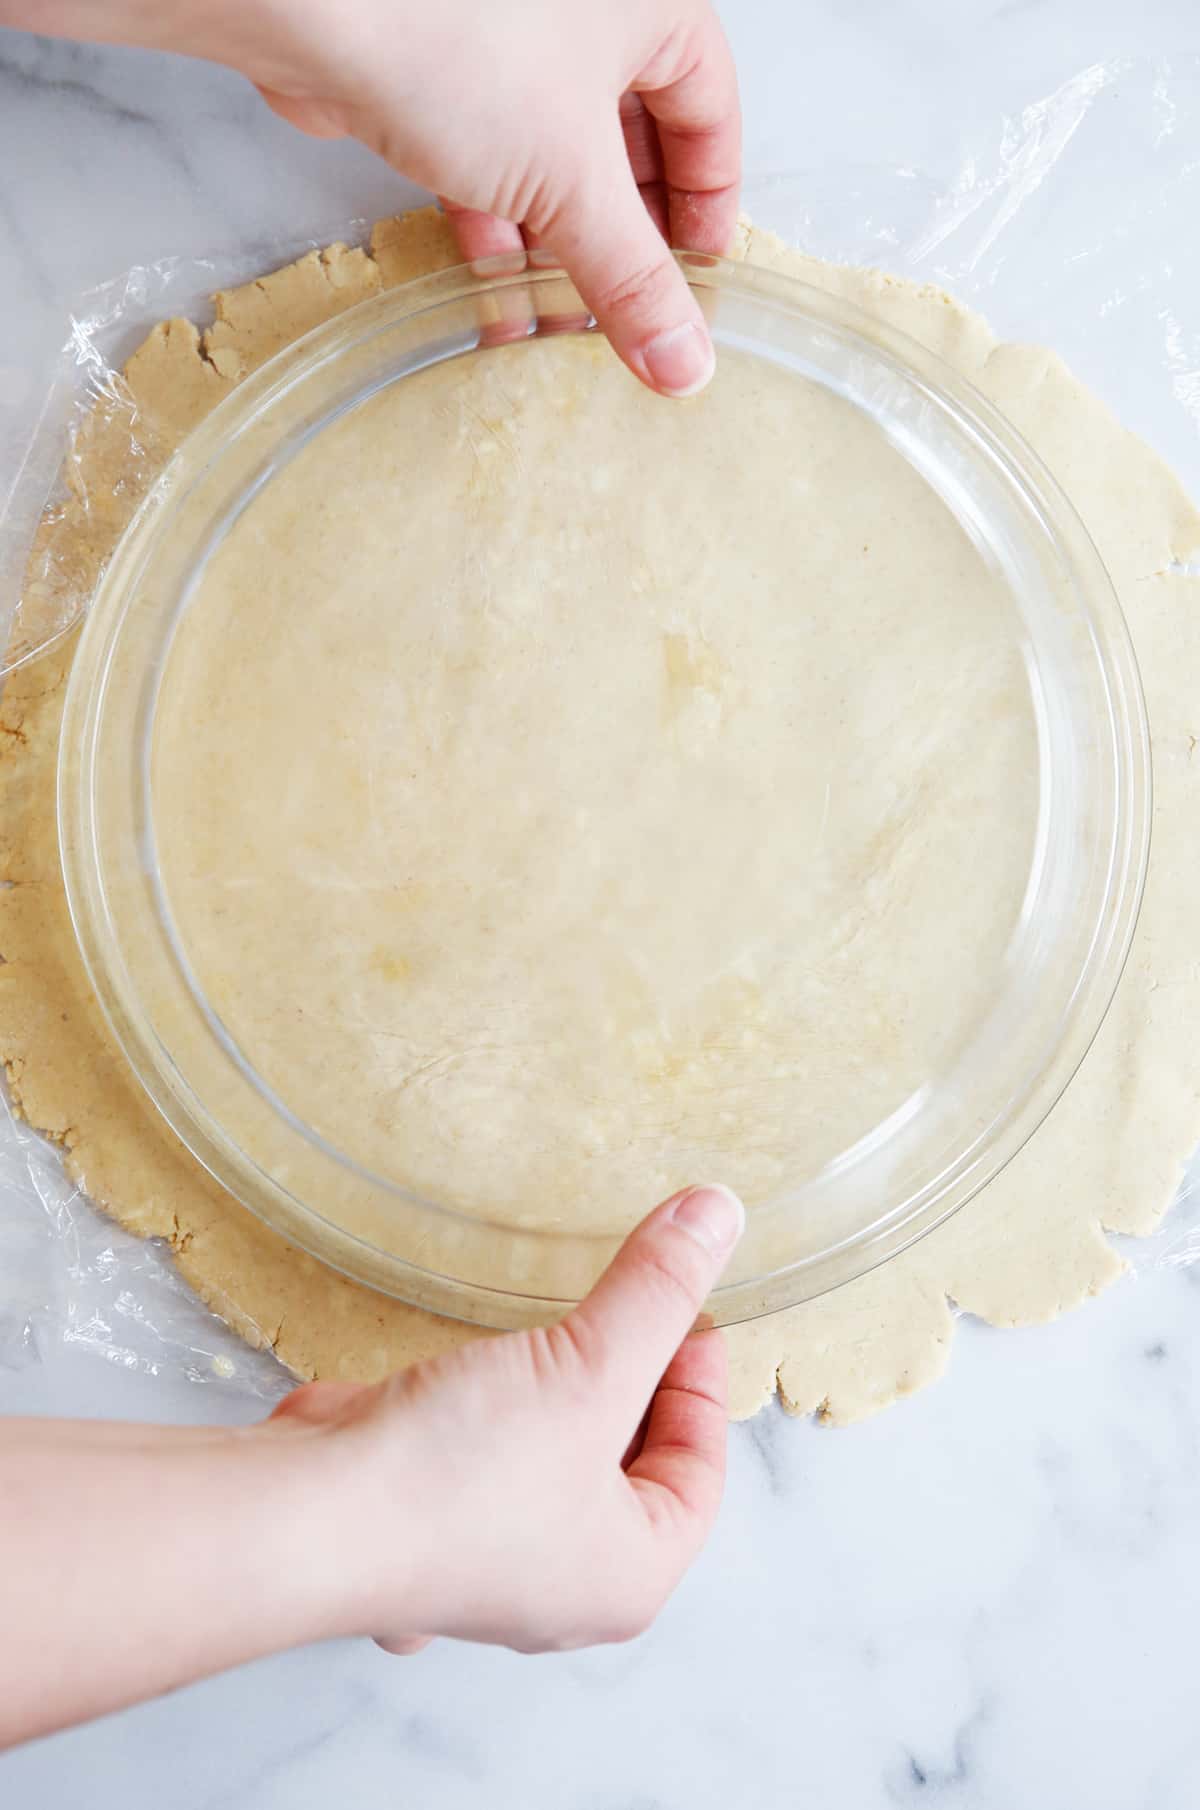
267, 1379, 375, 1426
539, 133, 716, 399
566, 1184, 745, 1424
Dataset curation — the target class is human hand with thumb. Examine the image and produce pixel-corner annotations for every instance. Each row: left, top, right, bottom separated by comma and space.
18, 0, 741, 398
273, 1183, 745, 1653
0, 1187, 744, 1748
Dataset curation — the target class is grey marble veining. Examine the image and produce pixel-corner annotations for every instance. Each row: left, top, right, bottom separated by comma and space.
3, 4, 1200, 1806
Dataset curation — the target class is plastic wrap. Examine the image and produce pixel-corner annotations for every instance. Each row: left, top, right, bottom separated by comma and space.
2, 59, 1200, 1393
0, 1092, 288, 1401
0, 220, 374, 678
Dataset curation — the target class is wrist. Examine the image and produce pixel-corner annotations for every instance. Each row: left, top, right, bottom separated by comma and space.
254, 1409, 429, 1645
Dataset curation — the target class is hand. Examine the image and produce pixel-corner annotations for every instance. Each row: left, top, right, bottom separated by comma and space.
274, 1183, 745, 1652
0, 1184, 743, 1746
16, 0, 741, 398
253, 0, 741, 396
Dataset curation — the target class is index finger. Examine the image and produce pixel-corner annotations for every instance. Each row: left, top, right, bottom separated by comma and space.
627, 1327, 729, 1538
634, 12, 742, 255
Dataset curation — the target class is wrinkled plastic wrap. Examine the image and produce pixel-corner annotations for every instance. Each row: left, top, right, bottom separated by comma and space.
0, 220, 379, 679
1, 60, 1199, 1394
0, 1097, 286, 1400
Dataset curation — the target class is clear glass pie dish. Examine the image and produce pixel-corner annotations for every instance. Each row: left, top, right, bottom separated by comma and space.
57, 253, 1150, 1329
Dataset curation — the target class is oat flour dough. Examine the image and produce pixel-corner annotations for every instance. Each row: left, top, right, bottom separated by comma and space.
153, 315, 1036, 1257
2, 209, 1198, 1423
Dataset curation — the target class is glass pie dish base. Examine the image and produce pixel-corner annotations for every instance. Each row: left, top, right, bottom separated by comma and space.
58, 255, 1149, 1327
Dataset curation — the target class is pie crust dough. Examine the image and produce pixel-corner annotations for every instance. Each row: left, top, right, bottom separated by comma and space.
2, 209, 1198, 1423
153, 306, 1034, 1266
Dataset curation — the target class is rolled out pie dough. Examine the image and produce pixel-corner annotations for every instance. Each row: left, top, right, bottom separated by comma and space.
1, 208, 1198, 1423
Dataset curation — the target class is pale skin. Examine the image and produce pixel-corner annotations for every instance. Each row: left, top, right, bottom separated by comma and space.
0, 0, 746, 1746
2, 1185, 744, 1746
8, 0, 742, 395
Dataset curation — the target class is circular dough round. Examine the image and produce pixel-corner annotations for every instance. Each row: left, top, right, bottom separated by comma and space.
2, 208, 1197, 1421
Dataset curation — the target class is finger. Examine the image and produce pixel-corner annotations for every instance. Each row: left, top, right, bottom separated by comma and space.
621, 1403, 652, 1472
440, 199, 526, 269
628, 1328, 728, 1534
619, 92, 665, 187
527, 198, 671, 280
638, 180, 670, 242
618, 96, 668, 239
439, 200, 535, 348
566, 1184, 744, 1426
376, 1634, 434, 1657
268, 1380, 372, 1426
535, 304, 593, 340
519, 229, 592, 338
635, 15, 742, 255
479, 303, 534, 350
538, 132, 716, 397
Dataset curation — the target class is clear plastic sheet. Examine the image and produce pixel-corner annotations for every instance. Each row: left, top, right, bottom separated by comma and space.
0, 219, 373, 679
1, 58, 1199, 1393
0, 1091, 287, 1402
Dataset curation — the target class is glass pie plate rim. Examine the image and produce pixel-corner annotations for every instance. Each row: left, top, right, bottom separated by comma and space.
57, 252, 1151, 1329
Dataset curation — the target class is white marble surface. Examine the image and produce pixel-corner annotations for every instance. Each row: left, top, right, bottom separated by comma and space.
3, 5, 1200, 1805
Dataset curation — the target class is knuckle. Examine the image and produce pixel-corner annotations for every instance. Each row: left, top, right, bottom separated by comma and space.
636, 1240, 704, 1319
530, 1313, 601, 1385
590, 255, 679, 321
639, 18, 705, 89
673, 153, 742, 193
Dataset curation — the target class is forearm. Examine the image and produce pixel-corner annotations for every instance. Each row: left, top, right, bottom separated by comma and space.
0, 0, 310, 88
0, 0, 206, 50
0, 1416, 357, 1747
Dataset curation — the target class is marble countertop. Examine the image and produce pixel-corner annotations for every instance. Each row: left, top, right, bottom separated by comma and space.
4, 5, 1200, 1806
